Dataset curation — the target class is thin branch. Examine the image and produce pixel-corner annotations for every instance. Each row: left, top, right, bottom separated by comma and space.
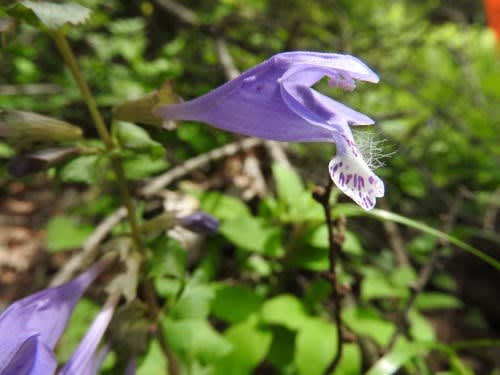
140, 137, 262, 197
153, 0, 200, 26
313, 180, 344, 374
0, 83, 62, 96
50, 207, 127, 286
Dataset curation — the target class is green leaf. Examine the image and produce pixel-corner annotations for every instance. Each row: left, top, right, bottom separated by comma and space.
271, 164, 324, 222
307, 226, 363, 255
415, 292, 463, 310
0, 142, 14, 158
361, 268, 408, 301
294, 317, 337, 375
219, 216, 284, 257
15, 1, 91, 29
164, 319, 232, 364
45, 215, 93, 252
199, 191, 251, 220
137, 339, 167, 375
59, 155, 101, 184
211, 284, 264, 324
408, 310, 435, 342
267, 326, 295, 371
116, 121, 164, 159
272, 164, 305, 206
332, 343, 362, 375
122, 153, 168, 180
390, 266, 417, 288
342, 306, 395, 347
366, 340, 429, 375
214, 315, 272, 375
147, 237, 187, 279
260, 294, 309, 330
170, 284, 214, 320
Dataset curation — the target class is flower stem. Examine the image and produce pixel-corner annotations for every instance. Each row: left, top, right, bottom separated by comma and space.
51, 31, 113, 148
51, 30, 142, 251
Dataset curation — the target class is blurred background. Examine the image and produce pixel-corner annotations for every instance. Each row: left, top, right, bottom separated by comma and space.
0, 0, 499, 374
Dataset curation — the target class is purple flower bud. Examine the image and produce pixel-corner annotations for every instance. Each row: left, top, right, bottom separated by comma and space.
156, 51, 384, 210
0, 260, 108, 374
179, 212, 219, 235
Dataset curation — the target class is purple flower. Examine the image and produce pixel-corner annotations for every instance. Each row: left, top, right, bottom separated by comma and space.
59, 294, 119, 375
0, 260, 108, 374
156, 51, 384, 210
179, 212, 219, 235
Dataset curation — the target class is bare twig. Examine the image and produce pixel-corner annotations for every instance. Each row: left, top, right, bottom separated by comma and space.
385, 194, 464, 351
50, 207, 127, 286
140, 138, 262, 197
0, 83, 62, 96
153, 0, 199, 25
313, 180, 344, 373
215, 36, 240, 80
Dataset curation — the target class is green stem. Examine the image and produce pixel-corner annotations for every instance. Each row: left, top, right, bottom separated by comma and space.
111, 158, 143, 250
52, 31, 113, 148
52, 30, 142, 250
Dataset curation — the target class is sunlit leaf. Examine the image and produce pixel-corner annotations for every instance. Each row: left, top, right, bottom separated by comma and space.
15, 1, 91, 29
214, 315, 272, 375
46, 215, 93, 252
294, 317, 337, 375
260, 294, 309, 330
211, 284, 264, 324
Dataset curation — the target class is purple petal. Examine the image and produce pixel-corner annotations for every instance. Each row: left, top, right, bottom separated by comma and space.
1, 334, 57, 375
280, 78, 375, 126
276, 52, 379, 83
59, 295, 119, 375
0, 260, 109, 373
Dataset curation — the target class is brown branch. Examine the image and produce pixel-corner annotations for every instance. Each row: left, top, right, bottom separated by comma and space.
313, 180, 344, 374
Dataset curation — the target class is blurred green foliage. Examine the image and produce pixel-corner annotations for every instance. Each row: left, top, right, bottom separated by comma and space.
1, 0, 499, 374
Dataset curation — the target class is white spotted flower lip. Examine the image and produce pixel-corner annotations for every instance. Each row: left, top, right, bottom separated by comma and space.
155, 51, 384, 210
